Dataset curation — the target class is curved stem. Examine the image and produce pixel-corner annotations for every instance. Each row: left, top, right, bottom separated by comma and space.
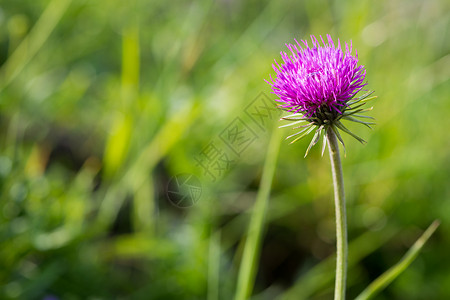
355, 220, 440, 300
327, 127, 348, 300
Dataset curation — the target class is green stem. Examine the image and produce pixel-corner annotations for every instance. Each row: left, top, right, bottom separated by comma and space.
327, 127, 348, 300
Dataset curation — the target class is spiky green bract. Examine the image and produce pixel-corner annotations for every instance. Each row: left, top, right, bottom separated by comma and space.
280, 90, 376, 156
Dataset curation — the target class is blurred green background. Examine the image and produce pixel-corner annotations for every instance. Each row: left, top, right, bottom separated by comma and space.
0, 0, 449, 299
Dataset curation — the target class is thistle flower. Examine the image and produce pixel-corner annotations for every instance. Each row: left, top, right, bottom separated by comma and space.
266, 35, 376, 156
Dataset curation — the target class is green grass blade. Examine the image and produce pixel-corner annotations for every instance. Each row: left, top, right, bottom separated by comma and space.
355, 220, 440, 300
235, 127, 282, 300
103, 23, 140, 178
0, 0, 72, 91
208, 230, 221, 300
96, 102, 201, 229
277, 226, 398, 300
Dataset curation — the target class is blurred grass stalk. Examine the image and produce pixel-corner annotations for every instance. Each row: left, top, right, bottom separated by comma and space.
208, 230, 221, 300
103, 1, 140, 178
97, 101, 201, 231
0, 0, 72, 91
235, 127, 282, 300
278, 226, 399, 300
356, 220, 440, 300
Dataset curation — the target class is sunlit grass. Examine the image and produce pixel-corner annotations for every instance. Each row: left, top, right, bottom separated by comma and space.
0, 0, 448, 299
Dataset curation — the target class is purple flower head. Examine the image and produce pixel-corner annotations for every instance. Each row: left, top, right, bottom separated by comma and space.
268, 35, 366, 120
266, 35, 376, 154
